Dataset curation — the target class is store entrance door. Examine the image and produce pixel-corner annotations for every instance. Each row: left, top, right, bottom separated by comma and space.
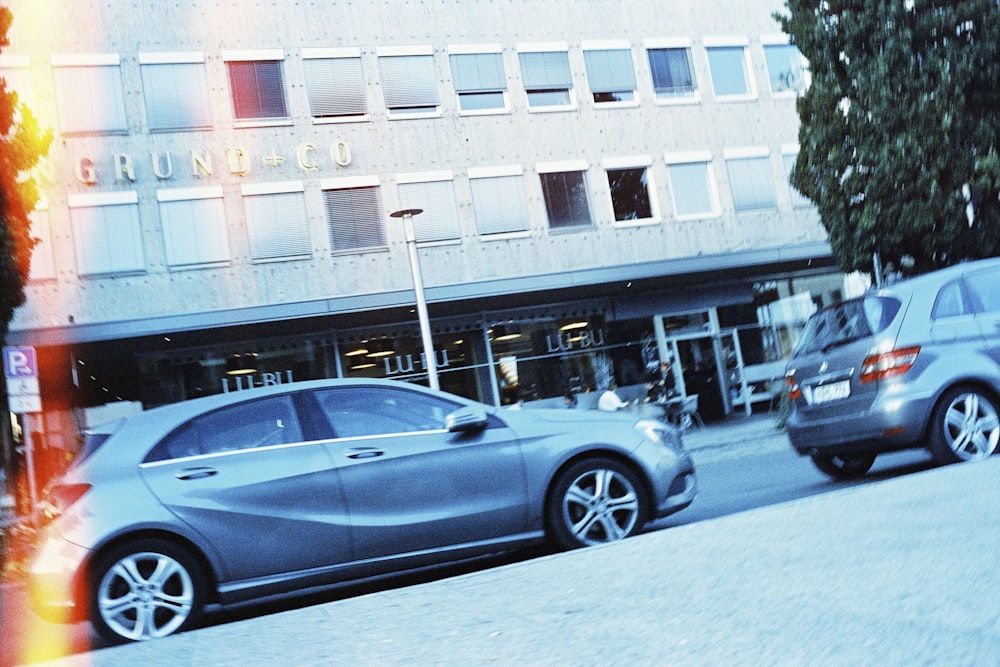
664, 333, 733, 422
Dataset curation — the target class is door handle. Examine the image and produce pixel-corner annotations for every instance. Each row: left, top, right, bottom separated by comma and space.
346, 447, 385, 459
175, 466, 218, 480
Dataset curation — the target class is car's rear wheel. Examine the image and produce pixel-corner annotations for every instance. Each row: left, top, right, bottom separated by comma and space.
547, 457, 647, 550
89, 538, 205, 643
928, 386, 1000, 465
810, 452, 876, 479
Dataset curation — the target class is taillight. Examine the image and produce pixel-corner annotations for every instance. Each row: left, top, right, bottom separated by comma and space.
785, 374, 802, 401
40, 482, 91, 525
860, 346, 920, 384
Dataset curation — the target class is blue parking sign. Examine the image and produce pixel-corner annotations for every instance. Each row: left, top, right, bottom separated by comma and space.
4, 346, 38, 379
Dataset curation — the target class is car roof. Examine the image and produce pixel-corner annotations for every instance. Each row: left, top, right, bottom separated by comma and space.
878, 256, 1000, 296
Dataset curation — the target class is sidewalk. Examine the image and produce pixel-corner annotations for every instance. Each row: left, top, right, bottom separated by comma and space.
30, 416, 1000, 666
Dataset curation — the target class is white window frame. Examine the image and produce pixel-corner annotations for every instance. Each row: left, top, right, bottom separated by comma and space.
67, 191, 145, 276
602, 155, 660, 226
321, 174, 387, 252
157, 186, 231, 268
664, 151, 721, 220
241, 181, 312, 261
537, 160, 593, 229
52, 53, 128, 134
396, 170, 463, 244
223, 49, 292, 128
301, 47, 369, 123
761, 34, 810, 97
448, 44, 509, 116
468, 165, 531, 239
139, 52, 213, 132
581, 40, 638, 108
643, 38, 699, 105
725, 146, 778, 212
377, 45, 441, 119
704, 36, 756, 102
516, 42, 576, 112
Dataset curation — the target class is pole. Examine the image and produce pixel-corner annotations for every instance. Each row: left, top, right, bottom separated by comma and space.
391, 209, 439, 390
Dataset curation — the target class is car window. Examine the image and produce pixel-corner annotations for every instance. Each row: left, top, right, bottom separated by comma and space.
313, 386, 461, 438
146, 395, 304, 462
931, 280, 969, 319
794, 296, 901, 356
965, 268, 1000, 314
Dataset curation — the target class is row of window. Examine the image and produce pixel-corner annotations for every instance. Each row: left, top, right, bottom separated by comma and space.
32, 150, 809, 279
3, 36, 806, 134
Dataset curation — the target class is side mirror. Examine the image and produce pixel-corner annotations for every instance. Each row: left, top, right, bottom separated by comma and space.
445, 406, 489, 433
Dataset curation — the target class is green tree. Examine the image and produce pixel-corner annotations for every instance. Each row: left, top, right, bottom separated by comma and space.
778, 0, 1000, 277
0, 6, 52, 342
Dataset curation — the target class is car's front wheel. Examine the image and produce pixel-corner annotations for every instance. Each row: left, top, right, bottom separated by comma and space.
547, 457, 648, 550
89, 538, 205, 643
810, 452, 876, 480
928, 386, 1000, 465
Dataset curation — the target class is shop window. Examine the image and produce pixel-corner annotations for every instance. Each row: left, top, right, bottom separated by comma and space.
28, 209, 55, 281
323, 183, 386, 250
706, 44, 753, 99
583, 47, 637, 104
469, 171, 530, 235
665, 158, 719, 218
782, 152, 812, 208
606, 166, 655, 222
302, 49, 368, 120
726, 154, 777, 211
225, 53, 289, 121
449, 50, 507, 113
540, 170, 592, 228
69, 193, 145, 276
518, 49, 574, 110
242, 185, 311, 260
158, 187, 230, 268
140, 55, 212, 131
397, 177, 462, 242
764, 43, 808, 95
646, 46, 696, 100
53, 56, 128, 133
378, 48, 440, 117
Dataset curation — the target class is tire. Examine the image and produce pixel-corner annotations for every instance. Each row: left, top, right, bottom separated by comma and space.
927, 386, 1000, 465
89, 538, 205, 643
547, 457, 648, 550
810, 452, 877, 480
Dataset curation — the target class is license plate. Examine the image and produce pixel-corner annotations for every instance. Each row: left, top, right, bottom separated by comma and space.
812, 380, 851, 404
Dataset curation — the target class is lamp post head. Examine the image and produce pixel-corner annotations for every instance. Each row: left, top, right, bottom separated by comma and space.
390, 208, 424, 219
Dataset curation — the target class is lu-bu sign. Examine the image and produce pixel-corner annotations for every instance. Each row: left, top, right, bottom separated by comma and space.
74, 141, 354, 185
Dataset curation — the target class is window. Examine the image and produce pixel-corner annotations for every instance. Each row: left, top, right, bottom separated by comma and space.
140, 53, 212, 131
378, 46, 440, 116
224, 50, 289, 121
726, 150, 777, 211
764, 43, 807, 95
0, 55, 35, 114
782, 151, 812, 208
158, 187, 230, 268
322, 177, 385, 251
68, 192, 145, 276
397, 173, 462, 242
583, 44, 636, 104
518, 46, 573, 109
538, 163, 592, 228
665, 153, 718, 218
966, 269, 1000, 313
314, 386, 459, 438
645, 43, 696, 100
28, 209, 55, 281
52, 54, 127, 133
605, 161, 655, 222
706, 43, 753, 99
242, 183, 311, 260
301, 48, 367, 120
449, 48, 507, 113
469, 167, 530, 235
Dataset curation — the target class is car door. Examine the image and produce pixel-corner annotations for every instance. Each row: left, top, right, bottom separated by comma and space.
140, 393, 352, 582
966, 266, 1000, 362
307, 385, 528, 562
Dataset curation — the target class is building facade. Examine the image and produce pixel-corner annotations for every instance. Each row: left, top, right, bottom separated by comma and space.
4, 0, 847, 461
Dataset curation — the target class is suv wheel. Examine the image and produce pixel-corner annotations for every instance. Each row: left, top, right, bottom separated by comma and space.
927, 386, 1000, 465
810, 452, 876, 480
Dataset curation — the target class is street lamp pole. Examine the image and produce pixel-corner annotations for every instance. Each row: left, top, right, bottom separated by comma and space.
391, 208, 439, 390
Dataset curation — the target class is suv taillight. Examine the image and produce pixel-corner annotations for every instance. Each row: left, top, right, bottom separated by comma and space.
860, 346, 920, 384
40, 482, 91, 526
785, 374, 801, 400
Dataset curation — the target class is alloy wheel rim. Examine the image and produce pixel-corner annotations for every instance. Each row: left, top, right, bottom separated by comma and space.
98, 552, 194, 640
943, 393, 1000, 461
563, 469, 639, 545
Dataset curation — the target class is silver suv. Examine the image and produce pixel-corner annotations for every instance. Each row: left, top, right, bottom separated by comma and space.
785, 257, 1000, 479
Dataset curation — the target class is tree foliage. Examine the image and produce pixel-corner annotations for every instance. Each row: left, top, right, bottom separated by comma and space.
0, 6, 52, 342
778, 0, 1000, 277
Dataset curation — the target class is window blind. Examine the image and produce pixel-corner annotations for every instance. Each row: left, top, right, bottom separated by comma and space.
470, 176, 529, 234
449, 53, 505, 93
518, 52, 572, 90
378, 55, 440, 109
303, 57, 367, 117
324, 187, 385, 250
244, 191, 311, 259
583, 50, 636, 93
142, 62, 212, 130
397, 180, 462, 241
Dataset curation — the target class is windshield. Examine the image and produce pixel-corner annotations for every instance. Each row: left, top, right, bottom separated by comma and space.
794, 296, 901, 356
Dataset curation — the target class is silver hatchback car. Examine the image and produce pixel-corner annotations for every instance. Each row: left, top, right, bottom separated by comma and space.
28, 378, 696, 643
785, 257, 1000, 479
